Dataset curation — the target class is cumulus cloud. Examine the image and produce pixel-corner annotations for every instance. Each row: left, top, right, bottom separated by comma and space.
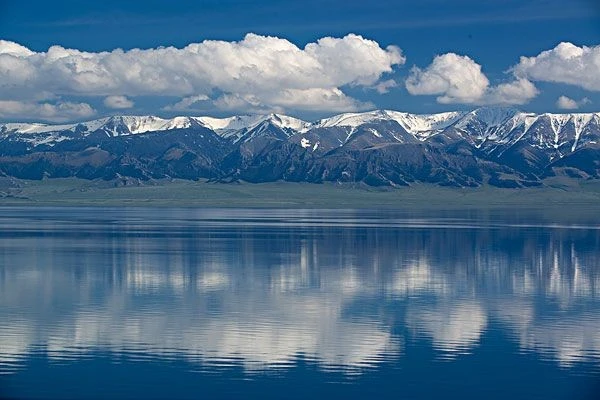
0, 34, 403, 120
163, 94, 210, 111
557, 96, 578, 110
485, 78, 539, 105
406, 53, 538, 105
103, 95, 134, 109
0, 100, 95, 122
0, 40, 34, 57
556, 95, 591, 110
211, 88, 373, 114
373, 79, 398, 94
513, 42, 600, 91
406, 53, 489, 104
264, 88, 372, 112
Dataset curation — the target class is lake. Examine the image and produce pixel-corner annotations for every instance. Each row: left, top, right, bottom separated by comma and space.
0, 207, 599, 399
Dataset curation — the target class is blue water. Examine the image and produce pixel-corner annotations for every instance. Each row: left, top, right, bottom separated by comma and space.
0, 208, 599, 399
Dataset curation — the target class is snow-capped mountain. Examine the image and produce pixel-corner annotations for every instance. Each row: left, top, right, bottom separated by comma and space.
450, 108, 600, 152
198, 114, 311, 136
314, 109, 465, 138
0, 107, 599, 187
1, 116, 193, 136
1, 113, 310, 137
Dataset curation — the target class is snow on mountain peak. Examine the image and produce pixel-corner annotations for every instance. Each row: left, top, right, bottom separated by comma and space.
315, 110, 388, 129
197, 114, 311, 134
1, 122, 76, 135
2, 109, 600, 153
315, 109, 465, 138
268, 113, 312, 132
457, 107, 521, 129
385, 111, 465, 136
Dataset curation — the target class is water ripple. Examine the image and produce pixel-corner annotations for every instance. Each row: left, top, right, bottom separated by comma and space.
0, 207, 599, 398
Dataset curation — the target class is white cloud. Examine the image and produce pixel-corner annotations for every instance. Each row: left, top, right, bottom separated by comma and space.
406, 53, 538, 105
406, 53, 490, 104
513, 42, 600, 91
163, 94, 210, 111
373, 79, 398, 94
0, 40, 34, 57
0, 34, 403, 119
557, 96, 578, 110
267, 88, 373, 112
103, 95, 134, 109
556, 95, 591, 110
213, 93, 269, 112
0, 100, 95, 122
212, 88, 373, 114
485, 78, 539, 105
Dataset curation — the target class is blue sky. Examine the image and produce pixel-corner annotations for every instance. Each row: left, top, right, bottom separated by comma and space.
0, 0, 599, 122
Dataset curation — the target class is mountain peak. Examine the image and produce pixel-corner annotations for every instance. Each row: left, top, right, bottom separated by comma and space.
315, 110, 392, 129
196, 113, 311, 135
466, 107, 522, 125
1, 107, 600, 187
314, 109, 466, 138
260, 113, 312, 132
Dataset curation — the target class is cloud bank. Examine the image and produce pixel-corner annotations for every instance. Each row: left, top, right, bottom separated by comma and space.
0, 36, 598, 121
405, 53, 538, 105
0, 34, 404, 120
404, 41, 600, 106
0, 100, 95, 122
513, 42, 600, 91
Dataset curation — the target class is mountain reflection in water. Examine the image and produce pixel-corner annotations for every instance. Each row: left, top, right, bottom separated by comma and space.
0, 208, 599, 399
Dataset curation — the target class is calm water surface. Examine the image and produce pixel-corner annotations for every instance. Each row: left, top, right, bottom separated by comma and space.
0, 207, 599, 399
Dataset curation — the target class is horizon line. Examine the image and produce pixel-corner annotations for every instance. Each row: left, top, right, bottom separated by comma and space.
2, 106, 600, 126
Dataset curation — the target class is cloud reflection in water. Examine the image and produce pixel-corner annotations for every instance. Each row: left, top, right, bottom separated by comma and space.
0, 208, 599, 376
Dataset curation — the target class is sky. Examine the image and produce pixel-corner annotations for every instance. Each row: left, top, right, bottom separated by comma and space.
0, 0, 599, 122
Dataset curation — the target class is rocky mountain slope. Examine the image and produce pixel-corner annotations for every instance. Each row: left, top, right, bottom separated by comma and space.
1, 108, 599, 187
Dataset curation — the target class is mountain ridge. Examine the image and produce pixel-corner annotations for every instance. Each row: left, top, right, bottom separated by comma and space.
1, 107, 599, 188
3, 107, 600, 142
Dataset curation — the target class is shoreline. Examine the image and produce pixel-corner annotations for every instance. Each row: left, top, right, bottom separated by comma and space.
0, 178, 599, 210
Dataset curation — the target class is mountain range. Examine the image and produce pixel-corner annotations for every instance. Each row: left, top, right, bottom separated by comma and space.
1, 107, 599, 188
